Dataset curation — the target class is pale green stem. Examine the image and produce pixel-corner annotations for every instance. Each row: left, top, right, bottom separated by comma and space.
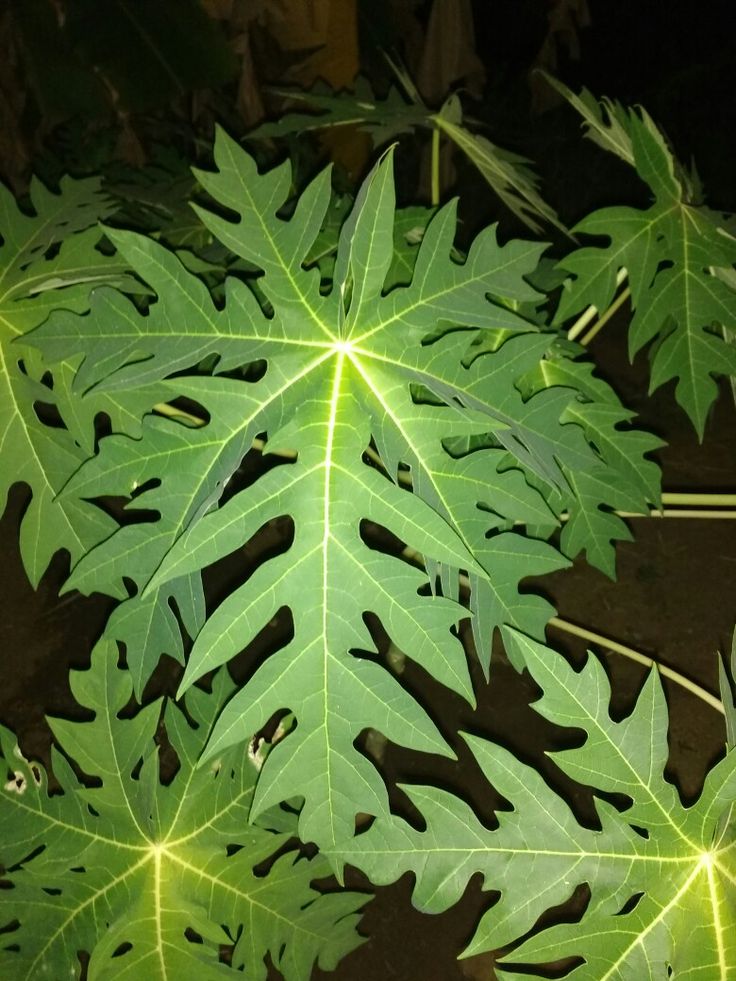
399, 541, 726, 714
566, 267, 628, 341
251, 436, 297, 460
628, 492, 736, 519
559, 508, 736, 520
430, 127, 440, 207
634, 509, 736, 519
662, 492, 736, 507
153, 402, 205, 427
579, 286, 631, 345
565, 303, 597, 341
549, 617, 725, 715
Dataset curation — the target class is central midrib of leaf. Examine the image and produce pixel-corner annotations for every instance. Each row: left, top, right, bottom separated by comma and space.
321, 346, 348, 842
704, 853, 730, 978
347, 346, 475, 552
151, 845, 166, 978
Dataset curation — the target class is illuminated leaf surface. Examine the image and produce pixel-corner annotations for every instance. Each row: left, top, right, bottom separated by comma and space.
29, 131, 659, 846
334, 627, 736, 978
0, 177, 132, 583
0, 641, 364, 980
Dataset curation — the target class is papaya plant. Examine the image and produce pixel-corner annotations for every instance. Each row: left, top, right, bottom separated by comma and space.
337, 628, 736, 977
251, 66, 736, 436
251, 71, 569, 234
547, 74, 736, 436
1, 641, 365, 978
1, 78, 735, 979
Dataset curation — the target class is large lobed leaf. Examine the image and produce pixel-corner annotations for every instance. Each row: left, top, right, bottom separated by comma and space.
336, 627, 736, 978
28, 131, 658, 846
555, 99, 736, 436
0, 640, 365, 980
0, 174, 139, 584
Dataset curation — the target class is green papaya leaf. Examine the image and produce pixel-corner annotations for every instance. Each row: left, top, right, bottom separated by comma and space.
556, 105, 736, 436
432, 94, 569, 237
556, 400, 662, 575
252, 77, 428, 146
513, 344, 663, 575
538, 72, 635, 166
0, 640, 365, 980
335, 627, 736, 978
546, 71, 704, 203
0, 175, 136, 585
28, 131, 659, 846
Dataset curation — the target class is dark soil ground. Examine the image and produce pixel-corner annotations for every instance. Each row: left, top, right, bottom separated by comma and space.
1, 312, 734, 980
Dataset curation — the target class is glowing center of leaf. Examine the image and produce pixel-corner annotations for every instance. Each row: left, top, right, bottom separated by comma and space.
332, 339, 355, 356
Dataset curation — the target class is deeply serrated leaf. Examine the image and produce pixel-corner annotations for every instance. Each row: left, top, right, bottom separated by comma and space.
251, 77, 428, 146
0, 641, 365, 980
0, 176, 130, 584
513, 346, 662, 574
433, 94, 569, 236
539, 72, 635, 166
251, 76, 563, 235
335, 628, 736, 978
557, 108, 736, 435
27, 131, 660, 846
